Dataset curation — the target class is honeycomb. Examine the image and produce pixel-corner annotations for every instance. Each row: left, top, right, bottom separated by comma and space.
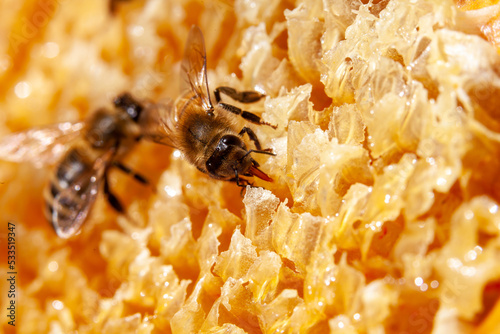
1, 0, 500, 333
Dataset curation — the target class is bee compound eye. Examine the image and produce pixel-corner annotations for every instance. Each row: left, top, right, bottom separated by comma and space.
220, 135, 244, 148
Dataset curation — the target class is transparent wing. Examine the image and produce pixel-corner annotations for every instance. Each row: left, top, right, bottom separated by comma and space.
0, 122, 85, 166
139, 98, 178, 147
181, 25, 213, 112
51, 149, 112, 238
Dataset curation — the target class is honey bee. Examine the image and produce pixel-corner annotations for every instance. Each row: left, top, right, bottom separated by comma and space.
157, 25, 276, 186
109, 0, 132, 14
0, 93, 166, 238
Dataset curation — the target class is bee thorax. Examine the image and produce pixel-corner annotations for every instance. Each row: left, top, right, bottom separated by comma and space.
85, 110, 120, 148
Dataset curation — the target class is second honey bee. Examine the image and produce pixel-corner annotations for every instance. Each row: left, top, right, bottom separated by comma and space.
0, 93, 164, 238
157, 25, 277, 186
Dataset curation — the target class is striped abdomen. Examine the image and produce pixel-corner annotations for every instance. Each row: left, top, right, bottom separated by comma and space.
44, 146, 96, 235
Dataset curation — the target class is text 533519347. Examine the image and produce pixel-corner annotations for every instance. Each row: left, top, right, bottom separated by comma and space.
6, 222, 16, 327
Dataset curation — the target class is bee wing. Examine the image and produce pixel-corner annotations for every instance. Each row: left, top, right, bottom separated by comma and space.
181, 25, 213, 112
51, 149, 112, 238
139, 99, 178, 147
0, 122, 85, 166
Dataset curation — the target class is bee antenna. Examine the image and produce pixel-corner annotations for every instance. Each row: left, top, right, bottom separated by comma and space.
240, 149, 276, 161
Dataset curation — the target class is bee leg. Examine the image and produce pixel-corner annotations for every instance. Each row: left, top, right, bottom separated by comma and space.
230, 169, 251, 187
214, 86, 264, 104
112, 161, 156, 191
234, 178, 253, 187
239, 127, 263, 150
215, 87, 276, 128
229, 173, 253, 196
230, 169, 257, 197
218, 102, 277, 129
239, 127, 275, 156
104, 173, 125, 213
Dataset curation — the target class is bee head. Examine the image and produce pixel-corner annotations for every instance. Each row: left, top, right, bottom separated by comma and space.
206, 135, 250, 178
205, 135, 274, 182
114, 93, 143, 122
